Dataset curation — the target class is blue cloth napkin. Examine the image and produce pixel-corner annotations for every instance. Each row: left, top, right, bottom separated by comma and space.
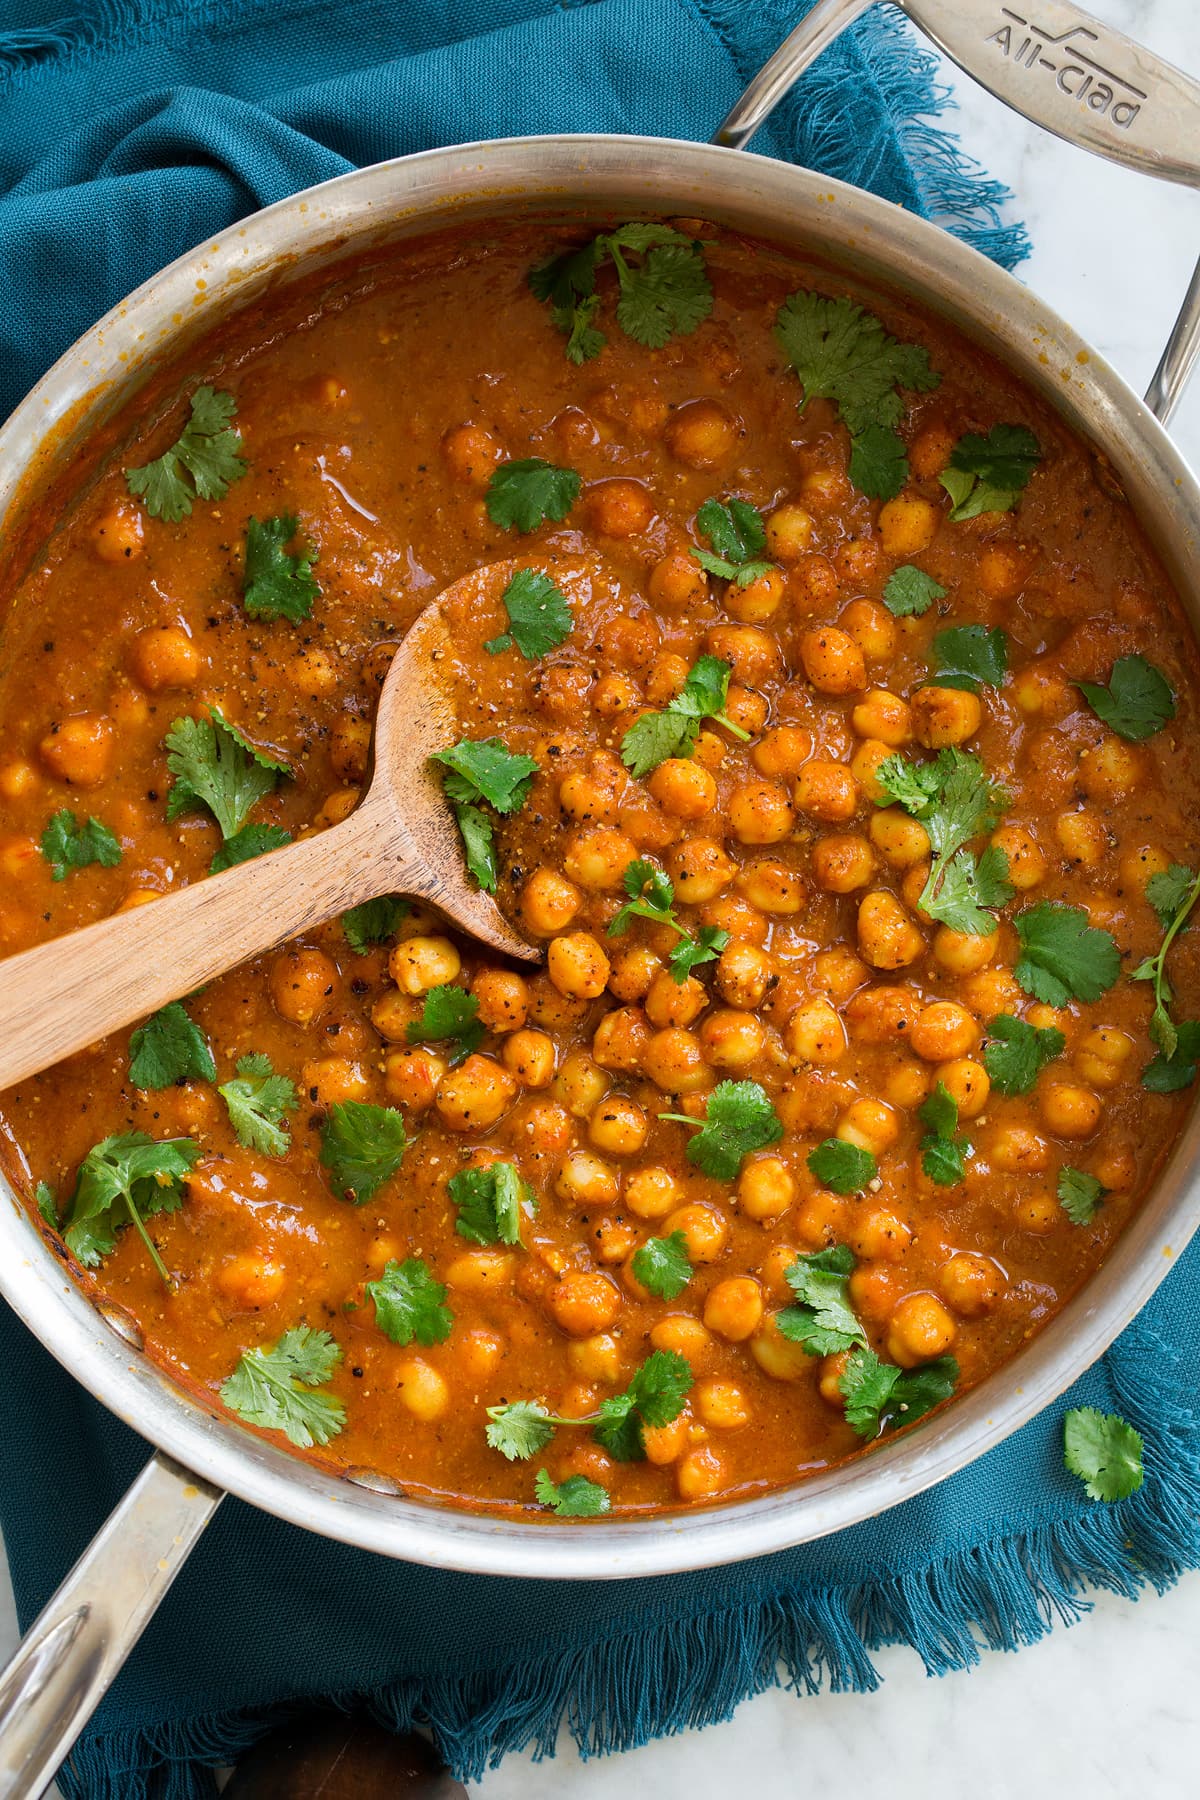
1, 4, 1195, 1798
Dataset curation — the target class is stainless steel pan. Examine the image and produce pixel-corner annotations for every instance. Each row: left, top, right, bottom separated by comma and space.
2, 2, 1199, 1794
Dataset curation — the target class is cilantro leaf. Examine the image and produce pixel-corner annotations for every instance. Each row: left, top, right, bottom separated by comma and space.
1057, 1166, 1106, 1226
486, 1401, 556, 1461
35, 1181, 59, 1229
219, 1052, 297, 1156
129, 1001, 216, 1090
39, 810, 122, 882
1143, 1019, 1200, 1092
242, 514, 320, 622
62, 1131, 199, 1287
939, 424, 1041, 520
1063, 1406, 1144, 1502
319, 1101, 408, 1204
431, 737, 539, 815
774, 290, 940, 501
660, 1079, 782, 1179
875, 747, 1011, 935
484, 568, 574, 659
219, 1326, 345, 1448
406, 984, 485, 1067
1146, 864, 1195, 932
448, 1162, 533, 1246
126, 387, 247, 522
983, 1014, 1066, 1095
667, 925, 729, 982
807, 1138, 877, 1194
367, 1256, 453, 1347
486, 459, 581, 533
210, 822, 291, 873
534, 1468, 611, 1517
1130, 863, 1200, 1063
1078, 654, 1176, 743
164, 707, 290, 842
930, 624, 1008, 694
342, 895, 409, 955
451, 802, 499, 893
1014, 902, 1121, 1006
620, 654, 749, 778
839, 1345, 959, 1438
882, 564, 945, 618
776, 1245, 866, 1354
594, 1350, 692, 1462
918, 1082, 970, 1186
691, 498, 774, 585
607, 860, 728, 984
630, 1229, 692, 1300
530, 225, 711, 360
529, 238, 604, 362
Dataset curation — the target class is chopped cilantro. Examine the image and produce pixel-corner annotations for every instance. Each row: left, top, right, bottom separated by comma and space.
39, 809, 122, 882
342, 894, 410, 955
406, 984, 485, 1067
882, 564, 945, 617
530, 223, 713, 361
220, 1326, 345, 1448
367, 1257, 453, 1347
128, 1001, 216, 1090
1130, 862, 1200, 1062
1146, 864, 1195, 931
930, 624, 1009, 693
61, 1132, 199, 1288
620, 654, 749, 778
1057, 1166, 1106, 1226
484, 568, 574, 657
1142, 1019, 1200, 1093
242, 514, 320, 621
593, 1351, 692, 1462
1014, 901, 1121, 1007
918, 1082, 971, 1186
1063, 1406, 1144, 1502
432, 737, 539, 815
485, 460, 581, 534
939, 424, 1040, 520
35, 1181, 59, 1229
660, 1079, 782, 1179
774, 290, 940, 501
607, 858, 729, 984
630, 1229, 692, 1300
691, 497, 774, 585
668, 925, 729, 982
983, 1015, 1065, 1096
448, 1161, 533, 1246
839, 1345, 959, 1438
164, 707, 290, 842
534, 1468, 611, 1517
210, 822, 291, 873
451, 801, 499, 894
219, 1052, 297, 1156
319, 1101, 408, 1204
486, 1401, 557, 1461
126, 387, 247, 522
875, 747, 1012, 935
807, 1138, 877, 1194
1078, 654, 1176, 742
776, 1245, 866, 1354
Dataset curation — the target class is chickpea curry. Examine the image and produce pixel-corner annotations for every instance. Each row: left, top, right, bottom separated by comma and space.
1, 217, 1198, 1519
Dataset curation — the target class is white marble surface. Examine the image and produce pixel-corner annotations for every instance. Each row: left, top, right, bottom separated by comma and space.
3, 3, 1200, 1795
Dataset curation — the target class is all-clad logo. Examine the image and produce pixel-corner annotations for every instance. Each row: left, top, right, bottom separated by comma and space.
986, 7, 1145, 128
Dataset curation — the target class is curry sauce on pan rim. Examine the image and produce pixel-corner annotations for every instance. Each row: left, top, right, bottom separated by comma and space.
0, 217, 1196, 1519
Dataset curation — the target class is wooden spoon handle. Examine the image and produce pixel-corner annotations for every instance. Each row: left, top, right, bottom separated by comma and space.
0, 807, 397, 1093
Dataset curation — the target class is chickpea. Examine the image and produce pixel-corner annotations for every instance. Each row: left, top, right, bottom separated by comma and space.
314, 787, 359, 828
961, 970, 1022, 1018
749, 1315, 812, 1381
0, 760, 37, 801
38, 714, 113, 787
642, 1027, 709, 1093
588, 1094, 648, 1156
92, 501, 145, 562
1094, 1141, 1136, 1191
939, 1252, 1006, 1317
850, 1263, 904, 1322
383, 1047, 445, 1110
564, 828, 638, 892
470, 970, 528, 1034
700, 1008, 765, 1070
650, 1315, 714, 1367
592, 1006, 652, 1073
648, 551, 709, 613
857, 890, 925, 969
558, 771, 619, 826
990, 1123, 1049, 1174
435, 1054, 518, 1131
555, 1150, 620, 1209
585, 478, 654, 536
798, 466, 853, 512
664, 1203, 729, 1263
931, 926, 998, 976
217, 1254, 285, 1310
445, 1249, 517, 1294
977, 540, 1032, 601
1014, 1191, 1059, 1234
665, 398, 740, 467
936, 1057, 990, 1119
794, 760, 860, 823
910, 1000, 979, 1062
818, 1351, 851, 1409
730, 861, 798, 918
289, 646, 339, 697
702, 1276, 763, 1343
851, 739, 899, 806
786, 998, 847, 1065
909, 420, 956, 479
728, 779, 794, 845
706, 623, 780, 687
269, 947, 339, 1024
845, 984, 921, 1043
596, 615, 659, 674
327, 716, 371, 784
502, 1027, 556, 1088
694, 1379, 752, 1430
911, 686, 982, 749
887, 1292, 957, 1367
301, 1057, 371, 1109
648, 758, 716, 820
607, 948, 660, 1004
396, 1358, 450, 1422
1055, 809, 1109, 868
1012, 663, 1070, 717
1119, 843, 1171, 895
716, 941, 774, 1009
878, 493, 939, 557
838, 1097, 900, 1157
812, 832, 875, 894
883, 1058, 929, 1109
593, 672, 640, 717
668, 836, 736, 903
510, 1098, 572, 1161
459, 1327, 505, 1382
594, 1217, 639, 1264
623, 1165, 678, 1221
870, 808, 931, 869
547, 931, 611, 1000
851, 689, 912, 747
547, 1269, 622, 1336
991, 824, 1046, 890
516, 870, 578, 944
752, 726, 812, 779
1039, 1082, 1101, 1139
441, 421, 504, 486
764, 502, 815, 561
676, 1445, 726, 1501
553, 1049, 610, 1118
1078, 736, 1142, 801
568, 1333, 622, 1385
643, 1412, 692, 1466
724, 567, 785, 624
371, 990, 417, 1041
645, 969, 707, 1030
838, 598, 893, 659
1074, 1026, 1133, 1090
390, 935, 462, 995
799, 626, 867, 696
738, 1155, 796, 1222
130, 625, 201, 692
644, 652, 689, 705
534, 663, 592, 720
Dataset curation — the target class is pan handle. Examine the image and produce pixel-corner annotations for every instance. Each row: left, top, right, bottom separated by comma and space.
0, 1452, 222, 1800
713, 0, 1200, 422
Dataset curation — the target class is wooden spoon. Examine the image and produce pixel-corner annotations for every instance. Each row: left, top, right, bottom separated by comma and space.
0, 560, 551, 1093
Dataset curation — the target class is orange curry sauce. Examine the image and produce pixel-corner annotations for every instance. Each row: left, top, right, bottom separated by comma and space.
0, 220, 1197, 1516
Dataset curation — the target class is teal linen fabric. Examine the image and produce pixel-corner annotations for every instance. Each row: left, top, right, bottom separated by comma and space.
0, 4, 1196, 1798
